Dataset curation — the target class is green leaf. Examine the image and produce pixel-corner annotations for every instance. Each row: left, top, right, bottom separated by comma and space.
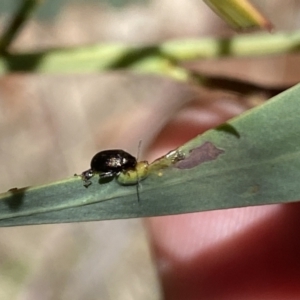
1, 84, 300, 227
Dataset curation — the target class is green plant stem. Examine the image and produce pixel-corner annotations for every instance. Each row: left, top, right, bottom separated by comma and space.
0, 0, 43, 54
0, 31, 300, 77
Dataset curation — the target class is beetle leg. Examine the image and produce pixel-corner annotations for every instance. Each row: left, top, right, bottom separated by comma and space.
81, 169, 94, 188
99, 171, 115, 179
83, 180, 92, 188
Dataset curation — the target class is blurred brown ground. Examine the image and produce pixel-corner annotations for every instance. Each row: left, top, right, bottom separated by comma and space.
0, 0, 300, 299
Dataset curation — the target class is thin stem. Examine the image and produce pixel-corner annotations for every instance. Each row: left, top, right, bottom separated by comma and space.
0, 30, 300, 76
0, 0, 43, 54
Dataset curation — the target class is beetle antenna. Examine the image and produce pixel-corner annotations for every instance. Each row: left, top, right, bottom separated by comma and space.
136, 140, 142, 203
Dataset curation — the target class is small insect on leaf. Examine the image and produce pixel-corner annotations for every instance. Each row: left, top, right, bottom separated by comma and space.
117, 161, 149, 185
80, 149, 150, 187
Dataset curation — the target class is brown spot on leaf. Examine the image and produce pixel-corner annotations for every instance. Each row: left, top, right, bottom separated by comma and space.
4, 187, 29, 211
249, 184, 260, 194
175, 142, 224, 169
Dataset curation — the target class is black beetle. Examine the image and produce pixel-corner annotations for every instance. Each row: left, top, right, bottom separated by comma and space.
81, 149, 137, 187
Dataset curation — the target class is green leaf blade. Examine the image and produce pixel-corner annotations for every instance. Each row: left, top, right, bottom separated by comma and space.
0, 84, 300, 226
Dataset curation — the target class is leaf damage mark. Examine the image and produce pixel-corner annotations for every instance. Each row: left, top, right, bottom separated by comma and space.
4, 187, 28, 211
248, 184, 260, 195
149, 149, 186, 173
175, 141, 224, 169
